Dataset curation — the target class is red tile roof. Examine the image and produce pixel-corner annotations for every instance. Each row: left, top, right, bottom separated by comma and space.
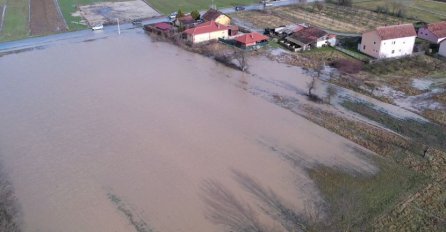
426, 21, 446, 38
184, 21, 229, 35
235, 32, 269, 45
375, 24, 416, 40
154, 22, 172, 30
289, 27, 327, 44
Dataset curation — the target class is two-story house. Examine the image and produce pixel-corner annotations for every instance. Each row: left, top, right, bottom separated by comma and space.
358, 24, 417, 59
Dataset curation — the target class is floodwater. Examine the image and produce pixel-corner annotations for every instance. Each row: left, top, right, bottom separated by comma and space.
0, 31, 375, 232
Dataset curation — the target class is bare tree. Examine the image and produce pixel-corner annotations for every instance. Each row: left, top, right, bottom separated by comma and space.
233, 48, 248, 72
326, 85, 337, 105
307, 75, 317, 98
307, 65, 323, 101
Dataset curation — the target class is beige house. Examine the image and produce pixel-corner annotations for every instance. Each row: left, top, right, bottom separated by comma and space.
358, 24, 417, 59
202, 9, 231, 26
183, 21, 229, 44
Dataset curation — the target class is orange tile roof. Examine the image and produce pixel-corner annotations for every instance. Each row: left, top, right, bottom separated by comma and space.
235, 32, 269, 45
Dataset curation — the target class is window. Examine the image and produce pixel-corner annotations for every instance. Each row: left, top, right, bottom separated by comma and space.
392, 41, 396, 45
363, 45, 366, 50
373, 41, 376, 44
392, 50, 395, 54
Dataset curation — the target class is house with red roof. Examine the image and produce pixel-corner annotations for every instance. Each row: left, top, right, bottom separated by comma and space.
281, 27, 335, 51
234, 32, 269, 49
358, 24, 417, 59
417, 21, 446, 44
202, 9, 231, 26
183, 21, 229, 44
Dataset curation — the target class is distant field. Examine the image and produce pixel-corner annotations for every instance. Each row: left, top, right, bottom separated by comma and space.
353, 0, 446, 22
147, 0, 256, 14
58, 0, 131, 30
0, 0, 29, 42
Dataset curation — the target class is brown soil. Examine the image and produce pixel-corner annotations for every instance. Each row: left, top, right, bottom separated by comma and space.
30, 0, 67, 36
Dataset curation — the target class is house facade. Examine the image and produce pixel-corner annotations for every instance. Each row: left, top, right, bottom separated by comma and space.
417, 21, 446, 44
359, 24, 416, 59
439, 40, 446, 57
183, 21, 229, 44
202, 9, 231, 26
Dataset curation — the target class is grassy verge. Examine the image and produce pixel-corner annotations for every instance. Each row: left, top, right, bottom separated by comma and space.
299, 104, 446, 231
309, 157, 428, 231
301, 46, 357, 64
0, 0, 29, 42
147, 0, 256, 15
341, 100, 446, 151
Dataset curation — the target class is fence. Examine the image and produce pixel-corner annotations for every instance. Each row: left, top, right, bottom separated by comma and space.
334, 46, 372, 63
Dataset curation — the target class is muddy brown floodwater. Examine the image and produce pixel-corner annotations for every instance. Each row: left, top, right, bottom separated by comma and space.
0, 31, 376, 232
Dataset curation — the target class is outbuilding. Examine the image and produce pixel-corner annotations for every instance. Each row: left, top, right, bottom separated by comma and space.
234, 32, 269, 49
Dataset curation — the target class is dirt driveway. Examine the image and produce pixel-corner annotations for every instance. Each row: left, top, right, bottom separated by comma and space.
30, 0, 67, 36
78, 0, 160, 26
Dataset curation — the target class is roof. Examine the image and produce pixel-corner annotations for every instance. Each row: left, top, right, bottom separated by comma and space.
426, 21, 446, 38
176, 15, 195, 25
375, 24, 416, 40
289, 27, 327, 44
235, 32, 269, 45
202, 9, 227, 22
184, 21, 229, 35
154, 22, 172, 30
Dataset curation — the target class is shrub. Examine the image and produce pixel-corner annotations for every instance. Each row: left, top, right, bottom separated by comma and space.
330, 59, 364, 74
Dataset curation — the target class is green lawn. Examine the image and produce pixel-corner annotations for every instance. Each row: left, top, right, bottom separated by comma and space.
147, 0, 256, 15
0, 0, 29, 42
353, 0, 446, 22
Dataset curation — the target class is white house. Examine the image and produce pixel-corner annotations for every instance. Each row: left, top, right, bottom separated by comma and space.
417, 21, 446, 44
358, 24, 417, 59
183, 21, 229, 44
439, 39, 446, 57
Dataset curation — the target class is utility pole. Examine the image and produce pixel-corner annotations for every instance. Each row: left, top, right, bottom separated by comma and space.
117, 18, 121, 35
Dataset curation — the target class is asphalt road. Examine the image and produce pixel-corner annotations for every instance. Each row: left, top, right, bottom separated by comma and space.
0, 0, 303, 54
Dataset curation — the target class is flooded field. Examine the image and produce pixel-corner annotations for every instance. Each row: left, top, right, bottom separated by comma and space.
0, 31, 376, 231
